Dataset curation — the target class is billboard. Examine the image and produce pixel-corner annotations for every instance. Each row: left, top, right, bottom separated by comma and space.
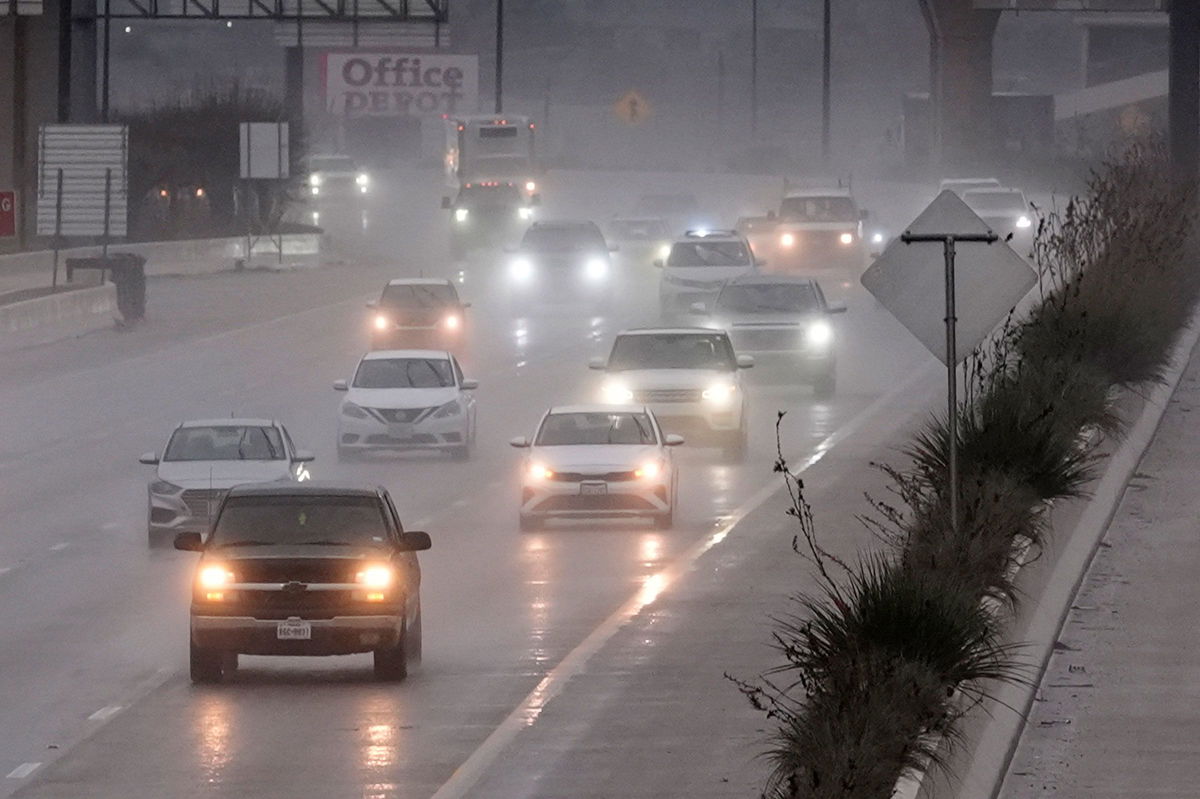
322, 52, 478, 117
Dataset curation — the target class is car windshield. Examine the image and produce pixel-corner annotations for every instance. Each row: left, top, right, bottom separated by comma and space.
209, 495, 390, 548
608, 333, 736, 371
717, 283, 821, 315
963, 191, 1026, 214
668, 241, 751, 267
164, 426, 285, 462
522, 226, 606, 252
634, 195, 698, 216
354, 358, 455, 389
536, 412, 657, 446
458, 184, 522, 207
779, 196, 857, 223
309, 156, 356, 172
380, 283, 457, 309
610, 219, 668, 240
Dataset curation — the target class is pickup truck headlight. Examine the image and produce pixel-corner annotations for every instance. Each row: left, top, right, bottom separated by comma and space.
806, 320, 834, 348
601, 381, 634, 403
356, 564, 394, 589
149, 479, 181, 495
309, 173, 322, 188
518, 206, 534, 220
510, 257, 534, 282
198, 565, 235, 589
780, 232, 796, 248
341, 401, 369, 420
839, 232, 855, 245
585, 257, 608, 281
356, 173, 370, 187
454, 208, 469, 223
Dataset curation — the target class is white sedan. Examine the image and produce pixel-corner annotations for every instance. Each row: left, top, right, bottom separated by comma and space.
335, 350, 478, 461
510, 405, 683, 531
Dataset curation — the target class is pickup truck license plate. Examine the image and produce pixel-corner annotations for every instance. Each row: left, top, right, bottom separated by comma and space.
580, 482, 608, 496
388, 423, 414, 440
277, 620, 311, 640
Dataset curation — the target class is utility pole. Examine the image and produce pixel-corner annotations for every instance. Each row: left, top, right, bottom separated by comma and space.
821, 0, 831, 165
100, 0, 110, 121
750, 0, 758, 136
1169, 0, 1200, 180
494, 0, 504, 114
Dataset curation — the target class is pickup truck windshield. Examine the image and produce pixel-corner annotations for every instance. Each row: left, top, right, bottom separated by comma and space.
210, 496, 390, 548
779, 196, 857, 223
608, 333, 736, 371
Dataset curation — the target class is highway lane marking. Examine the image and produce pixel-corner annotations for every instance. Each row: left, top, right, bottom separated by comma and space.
428, 360, 940, 799
87, 705, 122, 722
6, 763, 40, 780
451, 498, 469, 508
49, 542, 69, 552
100, 522, 121, 531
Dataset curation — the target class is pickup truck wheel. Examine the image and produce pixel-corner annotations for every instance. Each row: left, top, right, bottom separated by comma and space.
373, 626, 408, 681
190, 640, 224, 684
407, 609, 423, 663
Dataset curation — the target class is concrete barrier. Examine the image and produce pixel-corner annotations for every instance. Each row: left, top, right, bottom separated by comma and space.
0, 283, 118, 351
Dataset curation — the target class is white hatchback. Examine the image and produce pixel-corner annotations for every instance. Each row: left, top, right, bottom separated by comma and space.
334, 350, 478, 461
510, 405, 683, 531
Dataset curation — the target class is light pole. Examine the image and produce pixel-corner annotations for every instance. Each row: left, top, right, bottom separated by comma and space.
494, 0, 504, 114
821, 0, 831, 164
750, 0, 758, 136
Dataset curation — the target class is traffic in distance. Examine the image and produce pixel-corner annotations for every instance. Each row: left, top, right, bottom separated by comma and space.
128, 120, 1039, 689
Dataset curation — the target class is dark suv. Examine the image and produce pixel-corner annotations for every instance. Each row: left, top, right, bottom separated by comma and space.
174, 483, 431, 684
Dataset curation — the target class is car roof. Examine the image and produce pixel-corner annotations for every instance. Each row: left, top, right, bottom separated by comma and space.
784, 187, 853, 199
385, 278, 453, 287
547, 404, 650, 415
225, 482, 383, 499
362, 349, 451, 360
178, 418, 276, 428
726, 273, 819, 287
616, 327, 729, 337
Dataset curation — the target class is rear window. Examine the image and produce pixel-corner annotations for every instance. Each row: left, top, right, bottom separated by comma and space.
210, 495, 390, 548
380, 283, 458, 309
608, 333, 736, 371
610, 219, 668, 240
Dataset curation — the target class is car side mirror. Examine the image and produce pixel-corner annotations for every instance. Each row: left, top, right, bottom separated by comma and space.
688, 302, 708, 315
588, 357, 607, 370
441, 196, 452, 209
366, 300, 378, 309
461, 378, 479, 390
139, 451, 159, 465
509, 436, 531, 448
653, 259, 664, 269
174, 531, 203, 552
333, 379, 349, 391
664, 434, 685, 447
531, 194, 542, 206
397, 531, 432, 552
293, 449, 315, 463
737, 354, 755, 369
828, 304, 848, 315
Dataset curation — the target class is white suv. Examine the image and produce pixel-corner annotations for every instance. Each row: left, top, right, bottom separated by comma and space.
591, 328, 752, 457
655, 230, 758, 318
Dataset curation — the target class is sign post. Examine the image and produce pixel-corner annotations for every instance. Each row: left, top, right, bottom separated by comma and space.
239, 122, 290, 266
862, 191, 1036, 532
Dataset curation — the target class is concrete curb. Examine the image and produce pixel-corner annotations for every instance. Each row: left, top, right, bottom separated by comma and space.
954, 312, 1200, 799
0, 284, 118, 351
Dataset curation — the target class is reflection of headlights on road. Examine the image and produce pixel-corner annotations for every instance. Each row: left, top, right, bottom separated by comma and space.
149, 479, 181, 495
601, 381, 634, 403
525, 180, 537, 192
373, 314, 390, 331
702, 382, 737, 405
432, 399, 462, 418
871, 232, 885, 245
454, 208, 469, 223
658, 244, 671, 260
1016, 215, 1032, 229
528, 463, 554, 481
510, 257, 534, 282
443, 314, 461, 330
518, 206, 533, 220
780, 232, 796, 248
584, 257, 608, 281
356, 173, 369, 187
839, 232, 855, 245
806, 320, 834, 348
634, 460, 662, 480
199, 565, 235, 589
341, 401, 369, 419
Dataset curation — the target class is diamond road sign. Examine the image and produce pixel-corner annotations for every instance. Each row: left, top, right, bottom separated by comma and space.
861, 190, 1037, 365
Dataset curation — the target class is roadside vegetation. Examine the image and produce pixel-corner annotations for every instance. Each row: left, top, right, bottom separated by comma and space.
734, 142, 1200, 799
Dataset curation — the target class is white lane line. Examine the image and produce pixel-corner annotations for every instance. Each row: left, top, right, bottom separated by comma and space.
49, 542, 70, 552
87, 705, 122, 722
451, 498, 469, 508
429, 361, 939, 799
6, 762, 40, 780
101, 522, 121, 531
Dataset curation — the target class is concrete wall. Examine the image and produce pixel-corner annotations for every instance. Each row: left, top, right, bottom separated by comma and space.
0, 282, 117, 351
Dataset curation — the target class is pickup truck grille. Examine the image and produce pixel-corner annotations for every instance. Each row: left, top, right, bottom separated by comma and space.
233, 560, 358, 583
237, 589, 357, 620
551, 470, 638, 483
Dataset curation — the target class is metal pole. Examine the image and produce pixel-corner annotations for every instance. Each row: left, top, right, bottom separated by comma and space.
57, 0, 72, 122
1169, 0, 1200, 179
102, 167, 111, 259
494, 0, 504, 114
821, 0, 831, 165
750, 0, 758, 136
943, 236, 958, 533
52, 169, 64, 287
717, 50, 726, 127
101, 0, 110, 122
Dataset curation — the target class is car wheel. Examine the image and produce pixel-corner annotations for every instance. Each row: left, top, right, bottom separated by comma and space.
407, 607, 423, 664
813, 368, 836, 400
190, 639, 224, 684
519, 513, 542, 532
373, 624, 409, 681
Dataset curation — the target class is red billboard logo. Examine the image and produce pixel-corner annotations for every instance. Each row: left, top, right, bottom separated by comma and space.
0, 192, 14, 238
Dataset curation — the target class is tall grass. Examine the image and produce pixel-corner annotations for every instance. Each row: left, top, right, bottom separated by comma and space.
737, 142, 1200, 799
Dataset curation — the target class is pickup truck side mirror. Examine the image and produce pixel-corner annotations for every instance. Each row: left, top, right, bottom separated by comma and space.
461, 379, 479, 390
737, 354, 756, 369
588, 357, 607, 370
396, 531, 432, 552
608, 244, 620, 253
441, 196, 452, 210
333, 379, 349, 391
365, 300, 378, 309
139, 451, 159, 465
664, 434, 685, 447
293, 449, 316, 463
509, 436, 531, 448
174, 532, 203, 552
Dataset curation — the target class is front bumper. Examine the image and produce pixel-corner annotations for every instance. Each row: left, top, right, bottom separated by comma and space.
521, 477, 671, 519
191, 614, 402, 656
148, 489, 221, 537
642, 399, 744, 433
370, 327, 464, 352
338, 412, 469, 452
